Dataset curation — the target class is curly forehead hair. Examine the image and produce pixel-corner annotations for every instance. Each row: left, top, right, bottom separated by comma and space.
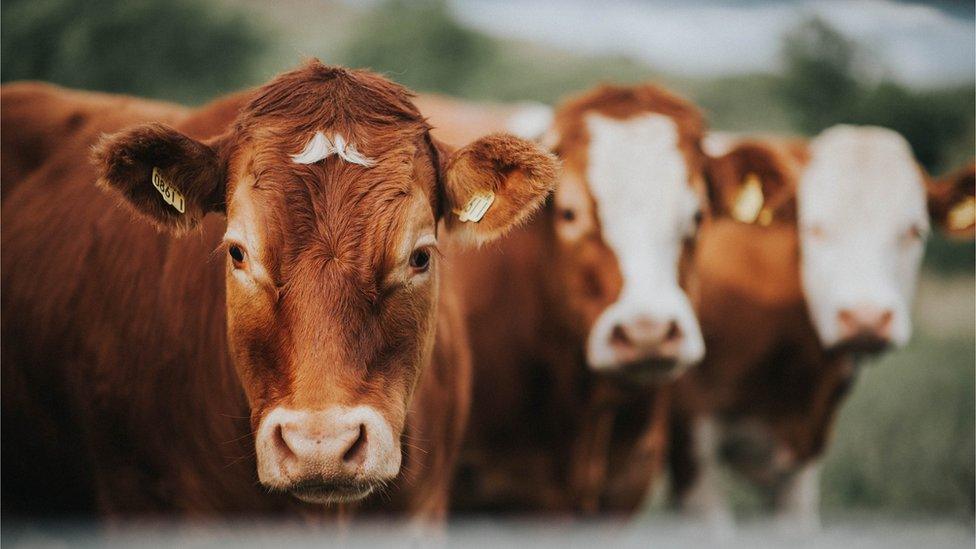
236, 60, 429, 135
225, 61, 441, 296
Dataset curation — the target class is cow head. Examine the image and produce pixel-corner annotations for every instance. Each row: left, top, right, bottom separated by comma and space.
541, 84, 708, 380
797, 125, 973, 353
93, 61, 556, 504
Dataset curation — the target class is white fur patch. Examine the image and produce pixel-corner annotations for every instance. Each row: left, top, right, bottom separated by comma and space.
701, 131, 741, 157
798, 125, 928, 348
681, 415, 735, 536
583, 113, 705, 369
774, 459, 822, 533
292, 131, 376, 167
505, 102, 554, 141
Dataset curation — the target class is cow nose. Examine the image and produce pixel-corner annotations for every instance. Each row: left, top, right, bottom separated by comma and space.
837, 304, 894, 341
609, 315, 684, 362
277, 420, 368, 473
256, 406, 401, 503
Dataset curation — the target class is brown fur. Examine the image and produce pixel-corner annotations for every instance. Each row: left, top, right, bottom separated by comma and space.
1, 61, 556, 521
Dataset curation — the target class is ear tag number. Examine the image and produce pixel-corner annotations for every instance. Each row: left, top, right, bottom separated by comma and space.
455, 191, 495, 223
947, 196, 976, 231
732, 173, 765, 225
152, 167, 186, 214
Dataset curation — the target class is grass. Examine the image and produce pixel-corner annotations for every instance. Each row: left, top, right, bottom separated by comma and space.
820, 273, 975, 519
706, 273, 976, 519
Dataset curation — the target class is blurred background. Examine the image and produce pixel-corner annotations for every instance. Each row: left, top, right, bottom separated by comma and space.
2, 0, 973, 537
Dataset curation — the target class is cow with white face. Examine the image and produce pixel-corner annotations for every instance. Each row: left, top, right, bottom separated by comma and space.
668, 127, 974, 533
421, 84, 710, 513
799, 125, 929, 352
550, 85, 707, 378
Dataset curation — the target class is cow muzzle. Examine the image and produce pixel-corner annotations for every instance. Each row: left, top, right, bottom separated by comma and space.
255, 406, 401, 504
834, 303, 894, 354
587, 307, 702, 380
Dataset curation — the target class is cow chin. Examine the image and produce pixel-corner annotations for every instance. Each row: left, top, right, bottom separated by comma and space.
287, 479, 378, 504
828, 334, 892, 357
613, 357, 690, 384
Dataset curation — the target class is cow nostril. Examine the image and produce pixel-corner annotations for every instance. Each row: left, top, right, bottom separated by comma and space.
273, 423, 296, 460
610, 324, 632, 347
879, 310, 893, 329
342, 424, 368, 467
664, 321, 682, 343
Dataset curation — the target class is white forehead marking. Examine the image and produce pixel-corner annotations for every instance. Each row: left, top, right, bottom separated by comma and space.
585, 112, 699, 256
584, 112, 704, 367
291, 131, 376, 167
800, 125, 927, 231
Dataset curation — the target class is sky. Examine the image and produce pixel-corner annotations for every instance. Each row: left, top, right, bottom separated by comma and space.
449, 0, 975, 87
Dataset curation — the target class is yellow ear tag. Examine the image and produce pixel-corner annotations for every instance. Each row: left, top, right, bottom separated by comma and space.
947, 196, 976, 231
455, 190, 495, 223
732, 173, 764, 224
152, 167, 186, 214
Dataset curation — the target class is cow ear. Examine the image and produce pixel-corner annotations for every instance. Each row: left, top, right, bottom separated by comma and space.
704, 141, 796, 226
92, 123, 227, 234
431, 133, 558, 246
928, 162, 975, 239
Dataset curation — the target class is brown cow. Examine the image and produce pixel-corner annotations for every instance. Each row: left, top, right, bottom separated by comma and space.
422, 84, 710, 514
669, 130, 975, 532
0, 60, 556, 521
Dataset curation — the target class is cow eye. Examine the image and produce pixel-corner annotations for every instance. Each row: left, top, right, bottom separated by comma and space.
409, 248, 431, 273
693, 209, 704, 228
228, 244, 246, 267
560, 208, 577, 222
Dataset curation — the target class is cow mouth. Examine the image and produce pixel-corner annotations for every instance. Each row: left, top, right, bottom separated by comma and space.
831, 334, 891, 356
287, 479, 377, 504
611, 357, 683, 383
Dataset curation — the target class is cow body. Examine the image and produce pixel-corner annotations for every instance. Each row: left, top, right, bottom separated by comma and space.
668, 141, 849, 529
669, 133, 973, 531
443, 215, 671, 513
423, 85, 710, 515
1, 65, 556, 521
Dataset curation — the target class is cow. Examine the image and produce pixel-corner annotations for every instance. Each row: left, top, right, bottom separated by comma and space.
669, 128, 975, 532
0, 60, 557, 522
420, 83, 710, 514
